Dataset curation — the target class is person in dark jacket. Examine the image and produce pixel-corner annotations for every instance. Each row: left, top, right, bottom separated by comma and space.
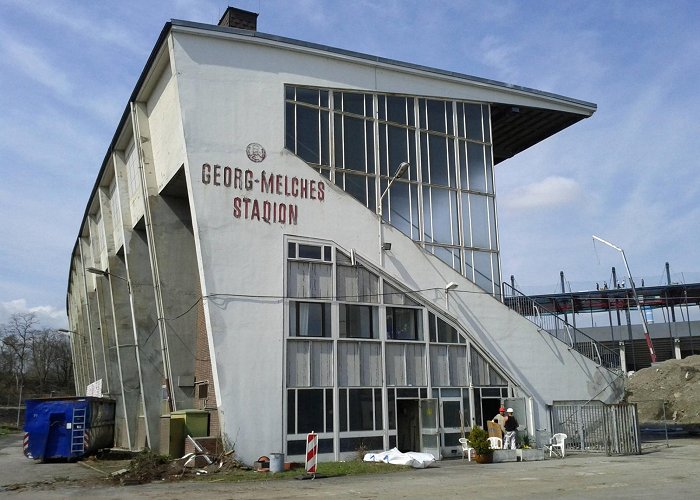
503, 408, 519, 449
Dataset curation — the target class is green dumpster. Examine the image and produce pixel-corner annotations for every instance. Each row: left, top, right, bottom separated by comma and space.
170, 409, 209, 438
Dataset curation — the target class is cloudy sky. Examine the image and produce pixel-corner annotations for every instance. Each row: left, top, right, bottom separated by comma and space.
1, 0, 699, 328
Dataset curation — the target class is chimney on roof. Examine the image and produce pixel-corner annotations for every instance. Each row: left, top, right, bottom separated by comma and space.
218, 6, 258, 31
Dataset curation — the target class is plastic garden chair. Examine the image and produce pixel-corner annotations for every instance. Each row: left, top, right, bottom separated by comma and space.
487, 436, 503, 450
547, 433, 567, 458
458, 438, 475, 461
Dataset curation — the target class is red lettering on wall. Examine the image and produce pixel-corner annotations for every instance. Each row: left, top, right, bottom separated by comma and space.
234, 168, 242, 189
288, 204, 298, 225
223, 166, 232, 187
261, 171, 273, 193
291, 177, 299, 197
244, 170, 254, 190
202, 163, 211, 184
251, 199, 260, 221
318, 181, 325, 201
242, 198, 251, 218
233, 197, 241, 218
213, 164, 221, 186
275, 174, 283, 195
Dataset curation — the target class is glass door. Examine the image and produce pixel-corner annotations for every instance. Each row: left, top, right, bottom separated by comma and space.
440, 397, 464, 458
419, 398, 441, 459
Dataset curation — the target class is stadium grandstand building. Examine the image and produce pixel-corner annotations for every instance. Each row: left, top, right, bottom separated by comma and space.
65, 7, 622, 463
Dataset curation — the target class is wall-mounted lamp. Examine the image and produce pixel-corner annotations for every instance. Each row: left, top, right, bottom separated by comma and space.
445, 282, 458, 308
86, 267, 130, 292
381, 242, 392, 251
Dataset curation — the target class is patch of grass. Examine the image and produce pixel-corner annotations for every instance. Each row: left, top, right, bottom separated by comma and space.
0, 425, 19, 437
211, 460, 408, 483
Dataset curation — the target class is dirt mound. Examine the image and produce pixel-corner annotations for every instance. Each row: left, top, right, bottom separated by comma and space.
625, 354, 700, 424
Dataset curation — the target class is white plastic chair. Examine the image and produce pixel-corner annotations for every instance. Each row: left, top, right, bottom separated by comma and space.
547, 433, 567, 458
487, 436, 503, 450
458, 438, 475, 461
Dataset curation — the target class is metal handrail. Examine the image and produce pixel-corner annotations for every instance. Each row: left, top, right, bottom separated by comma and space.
502, 283, 621, 370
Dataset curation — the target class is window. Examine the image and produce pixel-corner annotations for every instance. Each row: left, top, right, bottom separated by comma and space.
386, 307, 422, 340
339, 304, 377, 338
429, 313, 463, 343
288, 242, 332, 262
287, 388, 333, 434
338, 388, 382, 432
336, 255, 379, 303
289, 302, 331, 337
197, 383, 208, 399
285, 86, 501, 296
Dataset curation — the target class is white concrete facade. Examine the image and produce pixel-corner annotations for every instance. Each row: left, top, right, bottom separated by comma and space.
66, 16, 623, 464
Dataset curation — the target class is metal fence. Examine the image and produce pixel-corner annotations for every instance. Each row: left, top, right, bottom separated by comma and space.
503, 283, 621, 370
550, 400, 641, 455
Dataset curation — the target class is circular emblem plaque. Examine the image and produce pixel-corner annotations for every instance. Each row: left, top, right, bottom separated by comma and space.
246, 143, 266, 163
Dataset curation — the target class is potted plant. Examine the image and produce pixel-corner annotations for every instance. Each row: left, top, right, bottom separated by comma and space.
468, 426, 493, 464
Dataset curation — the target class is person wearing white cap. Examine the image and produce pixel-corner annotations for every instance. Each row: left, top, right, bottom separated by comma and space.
503, 408, 519, 450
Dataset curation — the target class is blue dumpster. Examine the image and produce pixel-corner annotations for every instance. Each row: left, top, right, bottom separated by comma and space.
23, 397, 116, 461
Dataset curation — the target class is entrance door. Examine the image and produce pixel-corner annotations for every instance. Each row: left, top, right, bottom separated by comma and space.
419, 399, 440, 459
440, 397, 464, 457
396, 399, 419, 452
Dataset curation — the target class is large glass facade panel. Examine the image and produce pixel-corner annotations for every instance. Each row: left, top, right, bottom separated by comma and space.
469, 194, 490, 249
285, 86, 500, 294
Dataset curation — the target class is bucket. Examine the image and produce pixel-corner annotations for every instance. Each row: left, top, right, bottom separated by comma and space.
269, 452, 284, 473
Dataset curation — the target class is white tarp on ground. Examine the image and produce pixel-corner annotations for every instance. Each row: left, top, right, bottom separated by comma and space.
363, 447, 435, 469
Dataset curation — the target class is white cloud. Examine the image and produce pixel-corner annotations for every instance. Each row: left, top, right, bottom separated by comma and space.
478, 35, 521, 81
0, 299, 67, 329
503, 176, 582, 211
0, 33, 72, 97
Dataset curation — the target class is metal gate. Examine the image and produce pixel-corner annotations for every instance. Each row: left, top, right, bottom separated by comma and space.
551, 400, 640, 455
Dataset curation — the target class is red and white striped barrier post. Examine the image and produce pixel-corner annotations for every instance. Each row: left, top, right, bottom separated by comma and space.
305, 431, 318, 474
23, 433, 32, 459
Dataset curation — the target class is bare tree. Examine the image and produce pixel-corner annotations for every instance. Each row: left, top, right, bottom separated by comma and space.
51, 335, 74, 388
0, 312, 38, 392
0, 313, 74, 405
29, 329, 59, 393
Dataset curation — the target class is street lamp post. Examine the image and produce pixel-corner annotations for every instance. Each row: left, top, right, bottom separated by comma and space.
86, 267, 130, 292
592, 235, 656, 363
377, 162, 410, 265
58, 328, 80, 396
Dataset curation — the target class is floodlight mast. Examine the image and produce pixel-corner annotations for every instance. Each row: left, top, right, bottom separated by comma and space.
592, 235, 656, 363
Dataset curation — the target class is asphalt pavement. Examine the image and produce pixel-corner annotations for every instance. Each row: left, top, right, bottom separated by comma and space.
1, 432, 699, 499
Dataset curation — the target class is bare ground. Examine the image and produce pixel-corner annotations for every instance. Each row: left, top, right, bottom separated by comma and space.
625, 354, 700, 424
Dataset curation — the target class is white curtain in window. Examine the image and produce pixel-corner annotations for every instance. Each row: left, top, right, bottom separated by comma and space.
448, 345, 468, 386
286, 340, 310, 387
405, 343, 426, 386
360, 342, 382, 386
311, 341, 333, 386
288, 262, 333, 298
429, 345, 449, 387
338, 342, 361, 387
385, 343, 405, 386
298, 302, 310, 336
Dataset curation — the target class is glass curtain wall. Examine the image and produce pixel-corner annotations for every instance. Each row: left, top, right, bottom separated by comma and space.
285, 241, 511, 458
285, 86, 499, 295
